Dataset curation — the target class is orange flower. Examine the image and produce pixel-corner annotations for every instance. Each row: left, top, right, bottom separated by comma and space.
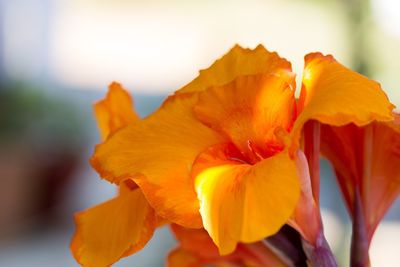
86, 45, 394, 262
320, 113, 400, 243
71, 83, 157, 267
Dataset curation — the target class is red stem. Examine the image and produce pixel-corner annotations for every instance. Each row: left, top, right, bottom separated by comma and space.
303, 121, 338, 266
350, 125, 372, 267
350, 189, 370, 267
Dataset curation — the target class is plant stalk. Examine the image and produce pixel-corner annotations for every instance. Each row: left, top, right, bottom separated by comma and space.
303, 232, 338, 267
350, 189, 370, 267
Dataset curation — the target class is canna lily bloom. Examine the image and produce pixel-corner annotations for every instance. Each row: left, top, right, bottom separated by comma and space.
72, 82, 288, 267
89, 45, 394, 260
71, 83, 158, 267
320, 112, 400, 264
168, 224, 287, 267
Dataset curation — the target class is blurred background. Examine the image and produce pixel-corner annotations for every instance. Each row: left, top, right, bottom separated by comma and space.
0, 0, 399, 266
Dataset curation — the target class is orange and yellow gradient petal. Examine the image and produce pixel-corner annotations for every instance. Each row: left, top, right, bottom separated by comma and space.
72, 84, 157, 266
292, 53, 394, 150
71, 180, 156, 267
93, 82, 139, 141
194, 73, 296, 162
177, 44, 292, 94
193, 144, 300, 255
91, 93, 225, 228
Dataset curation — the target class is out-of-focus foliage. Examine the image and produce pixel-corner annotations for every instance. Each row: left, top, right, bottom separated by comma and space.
0, 82, 87, 147
0, 82, 89, 238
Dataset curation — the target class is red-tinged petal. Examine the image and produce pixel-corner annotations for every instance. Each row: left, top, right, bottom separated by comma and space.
292, 53, 394, 150
320, 124, 362, 212
194, 73, 296, 162
177, 44, 292, 94
71, 181, 156, 267
394, 112, 400, 124
91, 93, 224, 228
363, 121, 400, 240
320, 119, 400, 241
288, 150, 322, 245
193, 144, 300, 255
94, 82, 139, 141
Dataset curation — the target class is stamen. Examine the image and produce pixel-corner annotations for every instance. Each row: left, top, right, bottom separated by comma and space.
247, 140, 264, 162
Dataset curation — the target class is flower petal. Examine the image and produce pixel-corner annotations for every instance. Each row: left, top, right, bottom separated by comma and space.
367, 120, 400, 237
193, 144, 300, 254
177, 44, 292, 94
91, 93, 224, 228
167, 247, 202, 267
288, 150, 322, 245
320, 124, 361, 211
168, 224, 287, 267
170, 224, 220, 258
321, 120, 400, 241
71, 181, 156, 267
194, 73, 296, 161
292, 53, 394, 149
94, 82, 139, 141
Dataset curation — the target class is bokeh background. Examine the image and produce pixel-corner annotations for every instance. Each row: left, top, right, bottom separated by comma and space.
0, 0, 400, 266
